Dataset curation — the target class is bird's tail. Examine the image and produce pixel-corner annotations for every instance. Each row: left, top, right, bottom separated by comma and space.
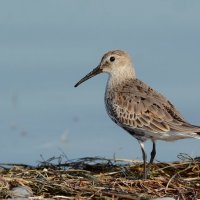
189, 131, 200, 139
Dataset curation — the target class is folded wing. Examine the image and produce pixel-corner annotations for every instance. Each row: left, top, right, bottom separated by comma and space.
108, 79, 200, 134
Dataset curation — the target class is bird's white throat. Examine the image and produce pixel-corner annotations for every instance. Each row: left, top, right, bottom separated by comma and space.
106, 64, 136, 89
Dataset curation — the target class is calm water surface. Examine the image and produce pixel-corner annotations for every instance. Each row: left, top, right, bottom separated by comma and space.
0, 1, 200, 164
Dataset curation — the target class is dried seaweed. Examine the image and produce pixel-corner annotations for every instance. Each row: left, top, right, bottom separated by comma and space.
0, 154, 199, 199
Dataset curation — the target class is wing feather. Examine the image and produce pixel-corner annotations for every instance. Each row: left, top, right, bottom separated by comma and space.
106, 78, 200, 134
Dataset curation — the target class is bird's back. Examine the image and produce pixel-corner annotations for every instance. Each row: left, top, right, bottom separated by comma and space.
105, 78, 200, 141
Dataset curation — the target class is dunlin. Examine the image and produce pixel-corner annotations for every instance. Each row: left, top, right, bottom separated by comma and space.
74, 50, 200, 178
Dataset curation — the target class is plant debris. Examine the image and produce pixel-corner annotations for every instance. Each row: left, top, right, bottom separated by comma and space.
0, 154, 199, 199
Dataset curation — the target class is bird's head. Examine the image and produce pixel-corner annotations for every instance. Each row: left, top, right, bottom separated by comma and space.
74, 50, 135, 87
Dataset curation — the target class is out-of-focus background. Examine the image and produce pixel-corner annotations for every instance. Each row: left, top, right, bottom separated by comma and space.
0, 1, 200, 164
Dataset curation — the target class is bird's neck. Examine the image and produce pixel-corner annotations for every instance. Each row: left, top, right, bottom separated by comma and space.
106, 65, 136, 90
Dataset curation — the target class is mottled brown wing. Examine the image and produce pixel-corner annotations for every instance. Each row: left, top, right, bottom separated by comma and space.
108, 79, 200, 133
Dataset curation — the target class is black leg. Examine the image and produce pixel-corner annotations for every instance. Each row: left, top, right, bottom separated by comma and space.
150, 140, 156, 164
146, 140, 156, 177
138, 140, 147, 179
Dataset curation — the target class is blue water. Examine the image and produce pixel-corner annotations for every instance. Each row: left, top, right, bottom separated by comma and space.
0, 1, 200, 165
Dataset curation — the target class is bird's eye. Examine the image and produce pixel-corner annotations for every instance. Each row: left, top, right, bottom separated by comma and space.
110, 56, 115, 62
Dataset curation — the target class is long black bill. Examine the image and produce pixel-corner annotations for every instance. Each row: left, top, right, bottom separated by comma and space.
74, 65, 102, 87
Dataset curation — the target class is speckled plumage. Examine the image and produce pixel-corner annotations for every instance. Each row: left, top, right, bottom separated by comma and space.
75, 50, 200, 178
105, 78, 200, 141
